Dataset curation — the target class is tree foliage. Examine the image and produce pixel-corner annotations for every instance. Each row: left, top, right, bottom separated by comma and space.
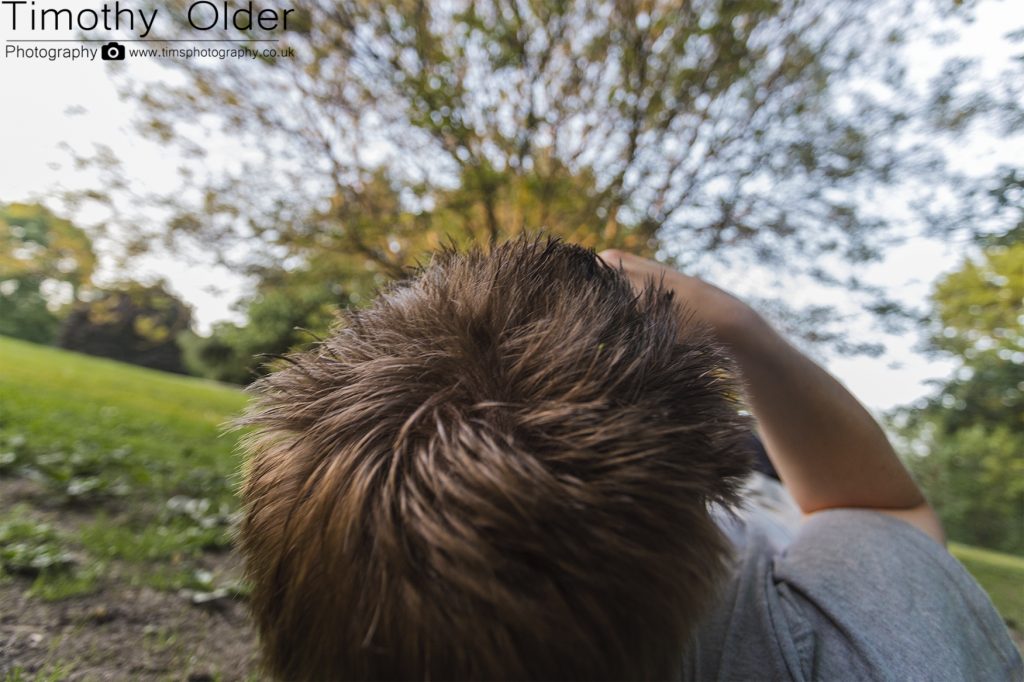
180, 273, 341, 383
906, 425, 1023, 553
0, 203, 96, 344
59, 282, 193, 375
895, 239, 1024, 553
75, 0, 1024, 348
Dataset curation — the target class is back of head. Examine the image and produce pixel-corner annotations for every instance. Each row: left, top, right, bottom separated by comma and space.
238, 236, 752, 680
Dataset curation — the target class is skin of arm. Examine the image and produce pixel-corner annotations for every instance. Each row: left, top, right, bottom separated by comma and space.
598, 249, 945, 545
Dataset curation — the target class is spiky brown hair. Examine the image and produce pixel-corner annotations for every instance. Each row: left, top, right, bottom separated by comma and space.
237, 236, 752, 680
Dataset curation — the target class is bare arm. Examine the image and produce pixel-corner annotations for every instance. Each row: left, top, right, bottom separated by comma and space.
598, 250, 945, 544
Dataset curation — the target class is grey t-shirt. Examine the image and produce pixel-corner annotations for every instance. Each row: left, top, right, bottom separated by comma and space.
683, 508, 1023, 681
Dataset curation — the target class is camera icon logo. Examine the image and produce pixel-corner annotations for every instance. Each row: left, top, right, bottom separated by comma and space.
101, 41, 125, 61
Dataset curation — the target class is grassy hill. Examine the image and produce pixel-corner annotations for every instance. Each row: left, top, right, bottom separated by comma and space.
0, 336, 249, 591
0, 335, 1021, 676
0, 336, 256, 677
950, 542, 1024, 635
0, 334, 246, 494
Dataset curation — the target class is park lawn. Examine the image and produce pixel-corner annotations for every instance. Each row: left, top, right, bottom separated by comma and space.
950, 542, 1024, 633
0, 334, 246, 499
0, 336, 259, 677
0, 335, 249, 598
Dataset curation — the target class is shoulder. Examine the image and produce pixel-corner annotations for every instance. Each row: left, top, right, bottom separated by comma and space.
773, 509, 1023, 681
684, 509, 1023, 681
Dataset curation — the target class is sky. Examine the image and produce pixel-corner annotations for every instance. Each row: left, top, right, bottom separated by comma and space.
1, 1, 1022, 413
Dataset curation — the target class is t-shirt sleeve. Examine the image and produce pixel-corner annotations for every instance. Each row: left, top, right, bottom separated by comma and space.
771, 509, 1023, 682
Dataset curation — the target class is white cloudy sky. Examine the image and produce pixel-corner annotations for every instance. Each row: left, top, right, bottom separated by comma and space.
1, 2, 1022, 412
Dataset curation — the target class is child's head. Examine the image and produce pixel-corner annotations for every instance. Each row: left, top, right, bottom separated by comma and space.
237, 236, 752, 680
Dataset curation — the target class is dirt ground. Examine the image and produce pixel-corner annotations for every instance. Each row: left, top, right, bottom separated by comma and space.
2, 573, 1021, 680
0, 567, 258, 680
3, 468, 1021, 677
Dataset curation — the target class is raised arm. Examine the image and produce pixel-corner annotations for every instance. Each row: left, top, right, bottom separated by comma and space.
598, 250, 945, 544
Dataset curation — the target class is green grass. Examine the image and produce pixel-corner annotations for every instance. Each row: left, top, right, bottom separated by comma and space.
0, 335, 247, 595
0, 335, 246, 502
2, 663, 70, 682
951, 542, 1024, 631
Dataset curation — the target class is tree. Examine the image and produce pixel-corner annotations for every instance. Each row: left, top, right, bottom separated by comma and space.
893, 239, 1024, 553
180, 272, 342, 383
59, 282, 194, 374
77, 0, 1022, 352
0, 203, 96, 344
905, 425, 1023, 552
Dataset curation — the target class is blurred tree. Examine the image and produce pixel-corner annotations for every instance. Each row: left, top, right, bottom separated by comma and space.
0, 203, 96, 344
180, 270, 342, 383
894, 238, 1024, 553
68, 0, 1024, 386
984, 167, 1024, 248
59, 282, 193, 374
905, 425, 1023, 552
78, 1, 1024, 340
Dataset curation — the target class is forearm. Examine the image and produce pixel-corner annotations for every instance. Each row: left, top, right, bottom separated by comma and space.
720, 311, 926, 513
598, 249, 943, 541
